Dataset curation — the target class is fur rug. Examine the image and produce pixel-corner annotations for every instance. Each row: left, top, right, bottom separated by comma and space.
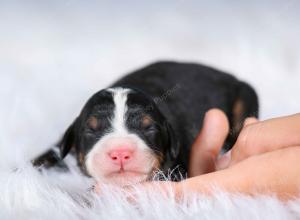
1, 162, 300, 220
1, 1, 300, 219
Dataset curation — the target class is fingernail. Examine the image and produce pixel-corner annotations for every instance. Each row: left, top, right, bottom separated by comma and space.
216, 150, 231, 170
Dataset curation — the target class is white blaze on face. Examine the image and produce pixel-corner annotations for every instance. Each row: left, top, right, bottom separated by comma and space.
85, 87, 159, 186
108, 87, 130, 135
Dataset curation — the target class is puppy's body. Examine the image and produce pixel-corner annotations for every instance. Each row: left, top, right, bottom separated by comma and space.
112, 61, 258, 167
33, 61, 258, 185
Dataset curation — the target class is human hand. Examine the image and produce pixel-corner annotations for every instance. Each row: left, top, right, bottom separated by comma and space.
216, 113, 300, 170
188, 108, 258, 176
95, 110, 300, 201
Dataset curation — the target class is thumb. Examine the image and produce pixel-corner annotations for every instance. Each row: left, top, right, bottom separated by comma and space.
188, 109, 229, 177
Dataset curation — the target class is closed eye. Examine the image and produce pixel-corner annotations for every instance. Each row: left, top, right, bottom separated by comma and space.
85, 128, 97, 137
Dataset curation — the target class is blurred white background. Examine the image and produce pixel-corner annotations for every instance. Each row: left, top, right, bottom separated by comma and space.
0, 0, 300, 164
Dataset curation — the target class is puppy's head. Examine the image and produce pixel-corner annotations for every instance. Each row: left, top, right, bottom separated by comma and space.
60, 87, 179, 186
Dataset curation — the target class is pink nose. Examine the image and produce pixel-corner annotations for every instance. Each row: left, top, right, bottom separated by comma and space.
108, 148, 133, 165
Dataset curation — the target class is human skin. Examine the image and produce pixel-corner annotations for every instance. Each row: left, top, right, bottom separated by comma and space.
180, 146, 300, 200
170, 110, 300, 200
223, 113, 300, 167
96, 110, 300, 200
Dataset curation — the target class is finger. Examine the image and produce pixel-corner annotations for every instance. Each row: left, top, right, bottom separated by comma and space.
229, 121, 264, 167
215, 149, 231, 170
243, 117, 258, 127
216, 117, 259, 170
188, 108, 229, 177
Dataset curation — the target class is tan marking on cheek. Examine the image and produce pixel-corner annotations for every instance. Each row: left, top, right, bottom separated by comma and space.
149, 151, 163, 171
155, 151, 164, 165
148, 156, 161, 180
153, 157, 161, 170
87, 116, 98, 130
77, 152, 90, 175
78, 152, 85, 165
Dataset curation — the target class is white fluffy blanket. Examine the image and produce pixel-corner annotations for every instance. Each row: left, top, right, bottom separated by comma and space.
1, 1, 300, 219
1, 163, 300, 220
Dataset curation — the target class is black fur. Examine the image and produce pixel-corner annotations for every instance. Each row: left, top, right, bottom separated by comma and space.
112, 61, 258, 168
33, 61, 259, 177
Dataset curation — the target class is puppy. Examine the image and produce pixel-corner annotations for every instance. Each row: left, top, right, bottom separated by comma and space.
33, 61, 258, 186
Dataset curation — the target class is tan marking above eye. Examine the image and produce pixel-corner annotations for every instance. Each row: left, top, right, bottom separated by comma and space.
142, 115, 153, 128
87, 116, 98, 130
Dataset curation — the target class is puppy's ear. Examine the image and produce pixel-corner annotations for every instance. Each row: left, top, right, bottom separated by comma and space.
164, 121, 180, 160
58, 118, 78, 159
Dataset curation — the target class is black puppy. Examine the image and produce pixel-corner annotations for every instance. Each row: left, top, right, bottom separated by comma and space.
33, 61, 258, 186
